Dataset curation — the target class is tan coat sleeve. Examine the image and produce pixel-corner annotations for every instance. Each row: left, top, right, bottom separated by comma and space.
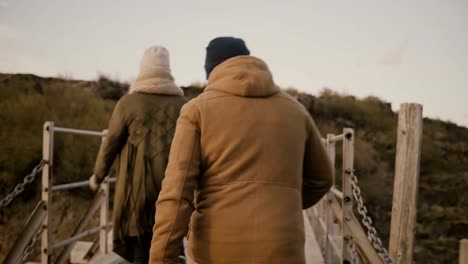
302, 116, 333, 209
149, 103, 201, 264
93, 100, 128, 183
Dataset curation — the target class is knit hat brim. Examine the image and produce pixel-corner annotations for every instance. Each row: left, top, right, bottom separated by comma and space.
205, 37, 250, 79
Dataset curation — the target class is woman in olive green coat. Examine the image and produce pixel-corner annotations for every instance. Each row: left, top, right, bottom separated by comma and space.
90, 46, 187, 263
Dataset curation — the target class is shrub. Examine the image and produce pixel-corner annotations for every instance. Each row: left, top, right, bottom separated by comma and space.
94, 74, 129, 100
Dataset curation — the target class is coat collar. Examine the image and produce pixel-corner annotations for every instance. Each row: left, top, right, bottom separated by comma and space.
205, 56, 280, 97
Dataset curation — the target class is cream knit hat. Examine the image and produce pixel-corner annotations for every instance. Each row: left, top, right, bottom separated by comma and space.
129, 46, 184, 95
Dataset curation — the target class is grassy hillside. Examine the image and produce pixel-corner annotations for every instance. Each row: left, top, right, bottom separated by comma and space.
296, 89, 468, 263
0, 73, 466, 263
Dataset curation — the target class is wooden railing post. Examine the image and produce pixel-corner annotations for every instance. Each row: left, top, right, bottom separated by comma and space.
342, 128, 355, 263
99, 129, 109, 254
460, 239, 468, 264
389, 103, 423, 263
42, 121, 54, 264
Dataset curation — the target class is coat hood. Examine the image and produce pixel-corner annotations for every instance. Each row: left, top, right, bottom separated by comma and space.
205, 56, 280, 97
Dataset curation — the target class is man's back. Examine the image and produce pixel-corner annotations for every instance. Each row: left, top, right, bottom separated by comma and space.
188, 91, 313, 263
196, 90, 308, 187
150, 56, 332, 264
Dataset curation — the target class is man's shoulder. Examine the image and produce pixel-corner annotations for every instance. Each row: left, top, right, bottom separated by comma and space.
274, 91, 311, 114
180, 90, 228, 110
190, 90, 231, 103
116, 93, 145, 107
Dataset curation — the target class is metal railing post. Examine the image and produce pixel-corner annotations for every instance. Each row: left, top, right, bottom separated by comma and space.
342, 128, 355, 263
41, 121, 54, 264
99, 129, 109, 254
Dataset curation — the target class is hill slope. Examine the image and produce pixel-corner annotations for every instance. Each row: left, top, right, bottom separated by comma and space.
0, 73, 467, 263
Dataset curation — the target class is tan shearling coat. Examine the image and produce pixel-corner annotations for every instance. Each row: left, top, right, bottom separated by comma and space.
150, 56, 333, 264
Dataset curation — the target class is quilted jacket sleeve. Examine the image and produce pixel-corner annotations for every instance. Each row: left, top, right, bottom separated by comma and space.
93, 99, 128, 183
302, 115, 333, 209
149, 102, 201, 264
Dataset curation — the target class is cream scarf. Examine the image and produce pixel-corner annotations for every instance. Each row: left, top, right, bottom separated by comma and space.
128, 69, 184, 96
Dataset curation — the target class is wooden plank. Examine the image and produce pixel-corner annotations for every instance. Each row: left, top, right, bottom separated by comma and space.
327, 234, 342, 264
321, 135, 331, 257
329, 194, 383, 264
70, 241, 93, 264
318, 198, 327, 252
55, 191, 106, 264
303, 211, 325, 264
308, 206, 326, 253
389, 103, 423, 264
460, 239, 468, 264
4, 201, 46, 264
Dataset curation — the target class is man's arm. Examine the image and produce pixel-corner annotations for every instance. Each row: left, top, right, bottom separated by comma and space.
302, 116, 333, 209
150, 103, 201, 264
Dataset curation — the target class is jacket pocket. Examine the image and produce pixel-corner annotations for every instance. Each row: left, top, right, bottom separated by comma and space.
128, 120, 149, 146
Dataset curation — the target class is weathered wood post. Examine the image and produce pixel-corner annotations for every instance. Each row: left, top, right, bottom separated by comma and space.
342, 128, 355, 263
389, 103, 423, 263
460, 239, 468, 264
42, 121, 54, 264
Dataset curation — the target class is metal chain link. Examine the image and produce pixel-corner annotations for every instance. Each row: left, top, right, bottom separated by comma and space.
348, 169, 394, 264
21, 224, 44, 263
346, 236, 360, 264
0, 160, 45, 208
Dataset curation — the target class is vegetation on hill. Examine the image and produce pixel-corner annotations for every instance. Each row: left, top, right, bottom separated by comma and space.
295, 89, 468, 263
0, 73, 466, 263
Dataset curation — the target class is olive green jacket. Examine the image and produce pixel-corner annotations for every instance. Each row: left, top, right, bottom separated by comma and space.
93, 92, 187, 261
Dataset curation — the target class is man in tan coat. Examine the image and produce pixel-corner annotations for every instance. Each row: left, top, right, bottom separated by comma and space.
149, 37, 333, 264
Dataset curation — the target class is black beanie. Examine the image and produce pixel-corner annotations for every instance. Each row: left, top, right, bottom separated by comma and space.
204, 37, 250, 79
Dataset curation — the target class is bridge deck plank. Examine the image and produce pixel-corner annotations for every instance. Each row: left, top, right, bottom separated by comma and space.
87, 213, 324, 264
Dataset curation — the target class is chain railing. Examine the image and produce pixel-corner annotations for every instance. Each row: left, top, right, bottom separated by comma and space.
0, 160, 45, 208
21, 224, 44, 263
349, 169, 394, 264
311, 130, 395, 263
3, 123, 114, 264
346, 236, 360, 264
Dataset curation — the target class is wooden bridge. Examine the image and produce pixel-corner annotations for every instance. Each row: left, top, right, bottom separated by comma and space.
3, 103, 468, 264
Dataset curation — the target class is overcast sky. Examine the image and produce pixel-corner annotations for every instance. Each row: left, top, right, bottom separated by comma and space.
1, 0, 467, 127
